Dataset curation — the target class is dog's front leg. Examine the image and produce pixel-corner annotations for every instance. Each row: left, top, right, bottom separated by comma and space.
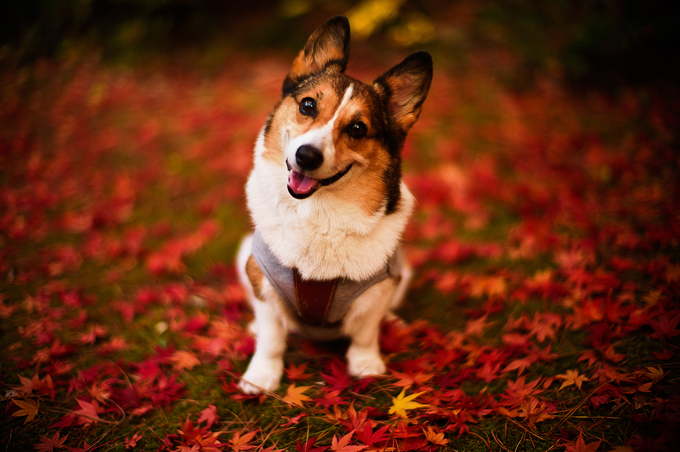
238, 296, 288, 394
344, 279, 395, 377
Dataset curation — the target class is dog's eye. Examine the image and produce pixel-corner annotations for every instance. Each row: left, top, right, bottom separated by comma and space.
299, 97, 316, 116
348, 121, 367, 139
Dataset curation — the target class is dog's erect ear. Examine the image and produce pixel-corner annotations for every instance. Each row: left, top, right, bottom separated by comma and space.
283, 16, 350, 94
373, 51, 433, 135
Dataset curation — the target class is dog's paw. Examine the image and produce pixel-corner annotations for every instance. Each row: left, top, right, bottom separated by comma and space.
347, 352, 386, 377
238, 370, 281, 394
238, 358, 283, 394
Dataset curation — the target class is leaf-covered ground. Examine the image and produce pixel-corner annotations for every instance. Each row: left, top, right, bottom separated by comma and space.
1, 2, 679, 452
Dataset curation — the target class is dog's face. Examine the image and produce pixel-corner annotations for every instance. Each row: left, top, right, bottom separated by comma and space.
261, 16, 432, 215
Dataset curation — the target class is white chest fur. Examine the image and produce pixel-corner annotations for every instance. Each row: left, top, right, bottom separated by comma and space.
246, 130, 414, 281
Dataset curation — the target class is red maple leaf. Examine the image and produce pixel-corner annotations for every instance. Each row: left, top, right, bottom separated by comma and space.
73, 399, 102, 426
314, 389, 347, 408
34, 431, 68, 452
648, 312, 680, 340
563, 433, 603, 452
296, 437, 329, 452
321, 361, 353, 392
380, 320, 414, 354
198, 404, 219, 428
124, 432, 143, 449
329, 431, 366, 452
503, 354, 539, 376
355, 423, 390, 447
14, 373, 56, 399
285, 362, 312, 381
390, 369, 434, 388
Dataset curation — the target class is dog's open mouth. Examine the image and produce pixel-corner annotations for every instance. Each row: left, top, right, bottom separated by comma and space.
287, 163, 353, 199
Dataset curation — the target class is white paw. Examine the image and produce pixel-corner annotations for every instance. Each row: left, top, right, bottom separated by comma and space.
347, 353, 386, 377
238, 358, 283, 394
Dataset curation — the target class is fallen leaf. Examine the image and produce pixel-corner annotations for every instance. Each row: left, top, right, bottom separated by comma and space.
34, 431, 67, 452
388, 389, 428, 418
198, 404, 219, 427
12, 398, 40, 423
556, 369, 589, 390
284, 384, 312, 408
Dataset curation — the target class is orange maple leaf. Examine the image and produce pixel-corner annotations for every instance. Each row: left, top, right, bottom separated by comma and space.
12, 398, 40, 423
283, 384, 312, 408
229, 430, 258, 451
556, 369, 589, 390
171, 350, 201, 370
285, 362, 312, 381
423, 426, 449, 446
330, 431, 366, 452
390, 369, 434, 388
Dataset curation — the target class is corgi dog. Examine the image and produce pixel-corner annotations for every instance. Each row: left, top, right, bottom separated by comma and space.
236, 15, 432, 393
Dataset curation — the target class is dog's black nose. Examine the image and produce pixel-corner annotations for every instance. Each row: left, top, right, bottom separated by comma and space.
295, 145, 323, 171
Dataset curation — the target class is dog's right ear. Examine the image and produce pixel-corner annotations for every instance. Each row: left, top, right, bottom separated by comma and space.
283, 16, 350, 94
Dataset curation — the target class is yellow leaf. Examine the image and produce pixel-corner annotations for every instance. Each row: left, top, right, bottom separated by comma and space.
388, 389, 428, 418
12, 398, 39, 423
283, 384, 312, 408
556, 369, 589, 390
646, 366, 664, 382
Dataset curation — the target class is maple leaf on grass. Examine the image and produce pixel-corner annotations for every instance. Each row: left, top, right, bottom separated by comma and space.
330, 431, 366, 452
198, 404, 219, 427
14, 374, 56, 399
355, 423, 390, 447
73, 398, 102, 425
563, 433, 603, 452
171, 350, 201, 370
503, 354, 538, 376
388, 389, 428, 418
556, 369, 589, 390
390, 369, 434, 388
423, 426, 449, 446
34, 431, 67, 452
296, 437, 329, 452
284, 383, 312, 408
648, 312, 680, 340
124, 432, 143, 449
646, 366, 664, 383
12, 398, 40, 423
229, 430, 258, 452
286, 361, 312, 381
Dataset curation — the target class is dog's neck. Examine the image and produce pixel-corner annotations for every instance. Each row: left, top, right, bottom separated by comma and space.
246, 130, 413, 281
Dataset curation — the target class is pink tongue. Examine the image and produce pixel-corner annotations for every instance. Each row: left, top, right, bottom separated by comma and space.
288, 170, 319, 194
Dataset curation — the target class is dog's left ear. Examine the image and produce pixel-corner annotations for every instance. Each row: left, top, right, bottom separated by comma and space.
374, 51, 433, 136
283, 16, 350, 94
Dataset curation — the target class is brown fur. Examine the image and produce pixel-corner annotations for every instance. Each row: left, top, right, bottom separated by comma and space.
245, 254, 265, 300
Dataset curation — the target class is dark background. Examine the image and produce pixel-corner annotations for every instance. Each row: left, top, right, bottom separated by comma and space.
2, 0, 679, 93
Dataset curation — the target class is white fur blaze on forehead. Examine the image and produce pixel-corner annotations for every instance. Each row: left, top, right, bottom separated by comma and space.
286, 84, 354, 170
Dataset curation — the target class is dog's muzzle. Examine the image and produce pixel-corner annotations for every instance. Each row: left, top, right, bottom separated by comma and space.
286, 159, 353, 200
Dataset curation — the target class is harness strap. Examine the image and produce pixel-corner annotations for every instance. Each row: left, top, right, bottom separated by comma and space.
250, 230, 400, 330
293, 269, 340, 327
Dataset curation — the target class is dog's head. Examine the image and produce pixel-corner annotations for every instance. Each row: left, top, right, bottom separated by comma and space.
262, 16, 432, 214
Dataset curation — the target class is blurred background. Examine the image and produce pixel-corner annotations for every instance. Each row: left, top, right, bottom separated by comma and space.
2, 0, 679, 93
